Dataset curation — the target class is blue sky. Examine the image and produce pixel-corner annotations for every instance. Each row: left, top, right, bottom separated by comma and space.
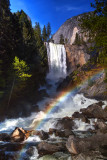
10, 0, 94, 34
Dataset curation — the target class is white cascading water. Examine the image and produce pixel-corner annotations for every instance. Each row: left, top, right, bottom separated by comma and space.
46, 42, 67, 80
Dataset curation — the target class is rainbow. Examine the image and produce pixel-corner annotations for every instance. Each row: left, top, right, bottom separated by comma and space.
17, 68, 104, 159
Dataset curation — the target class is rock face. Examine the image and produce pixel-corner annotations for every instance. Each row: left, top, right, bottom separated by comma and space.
79, 70, 107, 100
65, 45, 90, 72
66, 132, 107, 155
52, 13, 89, 44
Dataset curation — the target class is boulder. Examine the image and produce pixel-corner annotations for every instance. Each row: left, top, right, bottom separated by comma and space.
72, 112, 84, 119
37, 142, 66, 156
33, 130, 49, 140
49, 128, 74, 138
72, 112, 90, 123
0, 133, 11, 142
55, 117, 75, 130
80, 102, 107, 120
94, 120, 107, 130
66, 132, 107, 155
10, 127, 32, 142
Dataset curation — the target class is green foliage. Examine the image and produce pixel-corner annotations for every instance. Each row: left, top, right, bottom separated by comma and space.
42, 25, 47, 42
34, 22, 42, 48
73, 33, 81, 45
42, 23, 51, 42
80, 0, 107, 65
0, 0, 48, 106
34, 22, 48, 68
13, 56, 32, 81
65, 38, 68, 44
59, 34, 65, 44
47, 22, 51, 41
73, 33, 86, 45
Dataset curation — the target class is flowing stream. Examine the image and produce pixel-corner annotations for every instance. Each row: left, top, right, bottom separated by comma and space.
0, 43, 106, 159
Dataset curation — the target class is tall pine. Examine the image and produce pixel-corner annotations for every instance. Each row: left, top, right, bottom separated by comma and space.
42, 25, 47, 42
46, 22, 51, 41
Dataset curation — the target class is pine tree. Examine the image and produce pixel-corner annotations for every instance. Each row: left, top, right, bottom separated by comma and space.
34, 22, 42, 48
74, 33, 81, 45
17, 10, 37, 63
59, 34, 64, 44
65, 38, 68, 44
80, 0, 107, 64
46, 22, 51, 41
42, 25, 47, 42
0, 0, 13, 58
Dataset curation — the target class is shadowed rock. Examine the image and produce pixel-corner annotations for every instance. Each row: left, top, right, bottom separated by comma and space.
37, 142, 66, 156
0, 133, 11, 142
33, 130, 49, 140
49, 128, 74, 138
80, 102, 107, 120
66, 132, 107, 155
55, 117, 75, 130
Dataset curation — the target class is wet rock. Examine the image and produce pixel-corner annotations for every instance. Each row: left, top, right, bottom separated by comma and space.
26, 146, 35, 156
94, 120, 107, 130
37, 142, 66, 156
72, 152, 106, 160
55, 130, 65, 137
80, 102, 107, 120
72, 112, 90, 123
72, 112, 84, 119
49, 128, 74, 138
66, 132, 107, 155
55, 117, 75, 130
10, 127, 32, 142
97, 101, 105, 107
0, 143, 23, 152
73, 130, 95, 138
33, 130, 49, 140
0, 133, 11, 141
100, 145, 107, 157
49, 128, 57, 135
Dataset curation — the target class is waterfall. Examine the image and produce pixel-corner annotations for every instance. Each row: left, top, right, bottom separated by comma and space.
46, 42, 67, 80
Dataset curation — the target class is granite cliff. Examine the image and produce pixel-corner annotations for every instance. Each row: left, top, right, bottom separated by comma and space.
52, 13, 89, 44
65, 44, 90, 73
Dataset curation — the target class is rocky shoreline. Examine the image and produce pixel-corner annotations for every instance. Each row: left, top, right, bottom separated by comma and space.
0, 101, 107, 159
